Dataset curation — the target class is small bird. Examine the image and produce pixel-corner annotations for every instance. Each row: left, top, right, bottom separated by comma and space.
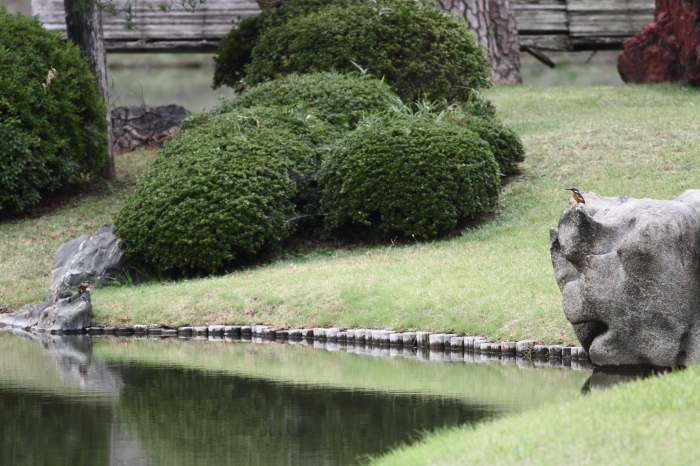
565, 188, 585, 204
78, 281, 90, 294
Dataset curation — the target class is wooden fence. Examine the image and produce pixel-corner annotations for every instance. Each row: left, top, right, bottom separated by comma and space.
32, 0, 655, 52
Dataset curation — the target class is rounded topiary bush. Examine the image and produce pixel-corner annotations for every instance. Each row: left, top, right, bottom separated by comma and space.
321, 118, 501, 238
115, 111, 320, 273
213, 0, 355, 88
245, 0, 491, 103
0, 9, 107, 215
448, 112, 525, 176
221, 72, 399, 129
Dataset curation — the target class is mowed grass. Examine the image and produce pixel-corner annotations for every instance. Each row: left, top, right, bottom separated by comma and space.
372, 366, 700, 465
2, 85, 699, 344
0, 151, 156, 308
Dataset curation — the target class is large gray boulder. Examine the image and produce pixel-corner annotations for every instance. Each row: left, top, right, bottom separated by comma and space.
550, 189, 700, 368
50, 224, 130, 292
0, 290, 92, 333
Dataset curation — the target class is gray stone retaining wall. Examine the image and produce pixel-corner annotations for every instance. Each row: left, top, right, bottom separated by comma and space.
38, 325, 593, 370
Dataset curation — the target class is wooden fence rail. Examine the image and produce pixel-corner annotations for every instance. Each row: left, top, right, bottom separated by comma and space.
32, 0, 654, 52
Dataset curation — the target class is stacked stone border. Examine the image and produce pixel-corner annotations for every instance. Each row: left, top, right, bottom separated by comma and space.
70, 324, 592, 370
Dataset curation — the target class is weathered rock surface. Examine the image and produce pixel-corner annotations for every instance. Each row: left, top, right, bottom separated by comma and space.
617, 0, 700, 85
0, 290, 92, 333
551, 190, 700, 367
50, 224, 130, 292
111, 104, 188, 154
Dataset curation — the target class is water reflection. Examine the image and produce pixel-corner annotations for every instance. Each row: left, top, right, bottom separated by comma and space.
0, 330, 599, 465
581, 367, 674, 394
9, 330, 123, 396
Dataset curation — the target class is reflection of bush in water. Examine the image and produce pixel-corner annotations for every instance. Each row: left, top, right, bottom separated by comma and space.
115, 365, 489, 465
0, 390, 111, 466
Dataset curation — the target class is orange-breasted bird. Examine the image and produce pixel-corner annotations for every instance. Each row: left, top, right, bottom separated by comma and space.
78, 281, 90, 294
565, 188, 585, 204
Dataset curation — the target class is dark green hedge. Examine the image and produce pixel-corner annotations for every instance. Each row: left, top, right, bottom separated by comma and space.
219, 72, 399, 129
447, 111, 525, 176
213, 0, 354, 88
245, 0, 491, 103
115, 110, 321, 272
0, 9, 107, 215
320, 117, 501, 238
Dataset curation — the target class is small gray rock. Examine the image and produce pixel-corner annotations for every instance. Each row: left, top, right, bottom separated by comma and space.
516, 340, 537, 355
0, 290, 92, 333
415, 332, 433, 347
428, 334, 446, 348
50, 224, 133, 292
389, 333, 403, 346
501, 342, 517, 355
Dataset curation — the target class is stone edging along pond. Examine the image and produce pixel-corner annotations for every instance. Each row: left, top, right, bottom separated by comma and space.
78, 324, 593, 370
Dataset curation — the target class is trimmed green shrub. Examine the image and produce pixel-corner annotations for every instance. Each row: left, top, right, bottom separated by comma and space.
446, 112, 525, 176
115, 111, 320, 272
363, 98, 524, 176
183, 104, 332, 146
320, 118, 501, 238
246, 0, 491, 103
0, 9, 107, 215
218, 72, 399, 129
213, 0, 355, 88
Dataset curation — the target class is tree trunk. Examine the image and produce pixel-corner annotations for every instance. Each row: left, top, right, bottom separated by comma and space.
63, 0, 116, 180
438, 0, 522, 84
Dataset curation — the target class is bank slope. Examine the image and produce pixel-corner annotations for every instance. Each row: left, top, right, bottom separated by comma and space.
372, 366, 699, 465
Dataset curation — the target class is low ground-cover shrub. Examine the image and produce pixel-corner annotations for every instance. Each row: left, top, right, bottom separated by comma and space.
223, 72, 399, 130
0, 9, 107, 215
115, 111, 321, 273
245, 0, 490, 103
320, 117, 501, 238
213, 0, 354, 88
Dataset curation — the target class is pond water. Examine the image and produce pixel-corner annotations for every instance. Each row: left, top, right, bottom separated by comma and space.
0, 329, 598, 466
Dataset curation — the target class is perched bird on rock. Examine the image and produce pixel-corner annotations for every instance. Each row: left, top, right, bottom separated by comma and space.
78, 281, 90, 295
565, 187, 585, 204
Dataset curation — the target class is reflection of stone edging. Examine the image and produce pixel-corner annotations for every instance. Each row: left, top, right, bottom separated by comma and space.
79, 324, 592, 369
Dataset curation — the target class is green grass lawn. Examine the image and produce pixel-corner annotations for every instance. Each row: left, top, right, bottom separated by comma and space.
2, 84, 700, 346
372, 365, 700, 465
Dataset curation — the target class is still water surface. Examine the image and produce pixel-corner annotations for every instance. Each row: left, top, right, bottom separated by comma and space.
0, 329, 593, 465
